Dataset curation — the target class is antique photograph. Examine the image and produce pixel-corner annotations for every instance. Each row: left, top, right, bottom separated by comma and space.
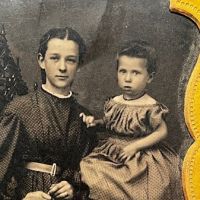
0, 0, 198, 199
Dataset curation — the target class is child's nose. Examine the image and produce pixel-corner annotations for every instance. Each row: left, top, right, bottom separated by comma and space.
125, 73, 131, 82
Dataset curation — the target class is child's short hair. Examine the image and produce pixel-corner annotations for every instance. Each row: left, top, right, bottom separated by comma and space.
117, 40, 157, 74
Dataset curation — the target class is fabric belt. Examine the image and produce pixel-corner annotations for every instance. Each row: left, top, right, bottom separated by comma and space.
25, 162, 61, 176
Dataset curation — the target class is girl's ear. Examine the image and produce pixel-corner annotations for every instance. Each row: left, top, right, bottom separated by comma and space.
38, 53, 45, 69
147, 72, 155, 83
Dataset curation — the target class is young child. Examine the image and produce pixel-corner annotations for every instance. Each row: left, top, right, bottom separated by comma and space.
80, 41, 184, 200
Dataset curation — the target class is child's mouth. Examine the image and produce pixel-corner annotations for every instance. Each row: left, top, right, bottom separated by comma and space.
124, 86, 132, 89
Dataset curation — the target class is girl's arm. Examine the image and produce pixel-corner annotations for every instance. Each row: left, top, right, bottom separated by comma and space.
122, 120, 168, 161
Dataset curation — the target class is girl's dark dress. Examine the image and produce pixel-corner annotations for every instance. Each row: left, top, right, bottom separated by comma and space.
0, 88, 96, 199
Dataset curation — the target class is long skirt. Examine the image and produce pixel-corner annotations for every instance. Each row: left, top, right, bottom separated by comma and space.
80, 137, 184, 200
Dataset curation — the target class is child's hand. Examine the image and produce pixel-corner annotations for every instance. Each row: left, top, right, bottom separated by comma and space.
121, 145, 138, 162
48, 181, 74, 199
79, 113, 96, 128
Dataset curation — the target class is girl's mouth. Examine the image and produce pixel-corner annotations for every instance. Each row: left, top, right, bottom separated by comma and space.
56, 75, 68, 79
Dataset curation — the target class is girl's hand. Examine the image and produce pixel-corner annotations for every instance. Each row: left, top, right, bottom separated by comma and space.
79, 113, 96, 127
121, 145, 138, 162
23, 191, 51, 200
48, 181, 74, 199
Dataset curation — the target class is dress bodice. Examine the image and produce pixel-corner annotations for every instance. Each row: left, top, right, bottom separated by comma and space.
103, 98, 169, 137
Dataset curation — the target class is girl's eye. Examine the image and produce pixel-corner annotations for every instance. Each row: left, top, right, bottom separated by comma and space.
66, 58, 78, 64
50, 56, 59, 61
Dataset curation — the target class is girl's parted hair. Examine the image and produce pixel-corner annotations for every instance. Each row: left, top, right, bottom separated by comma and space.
38, 27, 86, 83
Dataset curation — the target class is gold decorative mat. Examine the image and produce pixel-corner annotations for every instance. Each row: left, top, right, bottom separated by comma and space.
170, 0, 200, 199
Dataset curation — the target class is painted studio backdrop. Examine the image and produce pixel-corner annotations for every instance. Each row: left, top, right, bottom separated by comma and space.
0, 0, 198, 155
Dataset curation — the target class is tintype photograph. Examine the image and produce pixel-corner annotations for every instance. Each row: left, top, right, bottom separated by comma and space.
0, 0, 198, 199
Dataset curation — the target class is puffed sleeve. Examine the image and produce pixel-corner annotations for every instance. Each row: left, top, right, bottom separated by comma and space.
0, 107, 25, 198
148, 103, 169, 130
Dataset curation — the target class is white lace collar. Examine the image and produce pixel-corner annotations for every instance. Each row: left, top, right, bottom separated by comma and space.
42, 85, 72, 99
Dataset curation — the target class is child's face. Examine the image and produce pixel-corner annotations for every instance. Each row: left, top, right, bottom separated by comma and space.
38, 38, 79, 94
117, 55, 152, 97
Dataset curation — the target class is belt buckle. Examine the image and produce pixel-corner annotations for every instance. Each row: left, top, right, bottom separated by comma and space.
50, 163, 57, 176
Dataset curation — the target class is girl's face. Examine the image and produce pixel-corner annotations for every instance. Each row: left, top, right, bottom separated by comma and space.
38, 38, 79, 95
117, 55, 153, 98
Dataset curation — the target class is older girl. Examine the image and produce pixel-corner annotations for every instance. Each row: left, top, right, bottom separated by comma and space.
0, 27, 96, 200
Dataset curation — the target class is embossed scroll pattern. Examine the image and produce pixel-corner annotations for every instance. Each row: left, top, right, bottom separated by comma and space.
170, 0, 200, 199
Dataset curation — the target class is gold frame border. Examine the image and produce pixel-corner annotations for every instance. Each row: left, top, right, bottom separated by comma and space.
170, 0, 200, 199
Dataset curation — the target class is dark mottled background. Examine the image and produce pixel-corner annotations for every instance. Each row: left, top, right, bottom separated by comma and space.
0, 0, 198, 155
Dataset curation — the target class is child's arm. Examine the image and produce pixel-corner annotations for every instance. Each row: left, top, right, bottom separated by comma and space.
79, 113, 104, 128
122, 120, 168, 162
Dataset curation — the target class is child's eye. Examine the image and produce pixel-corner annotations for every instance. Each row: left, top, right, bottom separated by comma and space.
132, 71, 140, 75
119, 69, 126, 73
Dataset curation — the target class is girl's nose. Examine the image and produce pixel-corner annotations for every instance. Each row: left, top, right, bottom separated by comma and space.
59, 59, 67, 72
